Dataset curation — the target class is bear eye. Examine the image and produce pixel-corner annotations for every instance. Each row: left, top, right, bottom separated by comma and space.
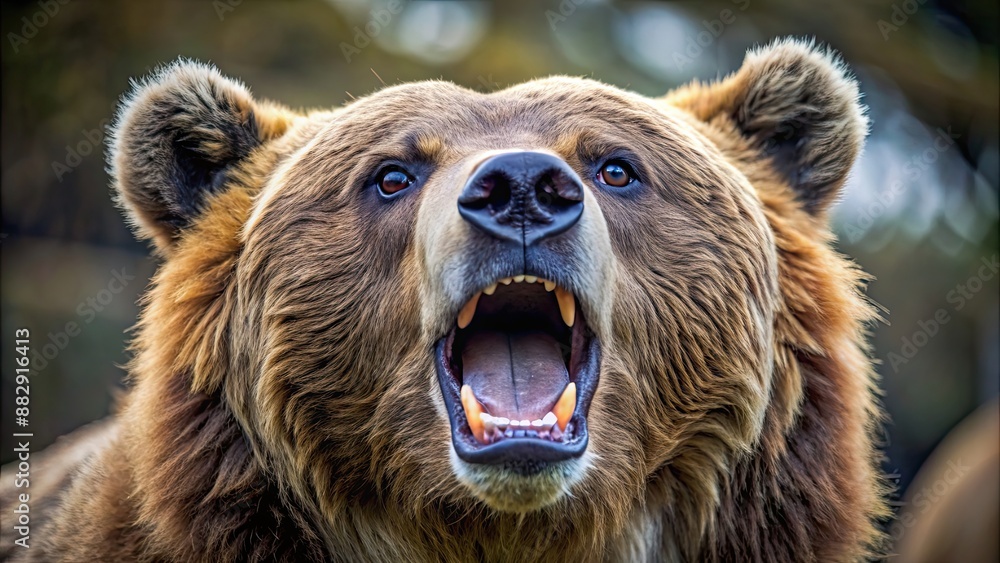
597, 160, 635, 188
376, 167, 414, 196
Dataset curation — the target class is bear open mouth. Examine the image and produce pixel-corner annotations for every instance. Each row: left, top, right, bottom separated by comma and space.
435, 276, 600, 467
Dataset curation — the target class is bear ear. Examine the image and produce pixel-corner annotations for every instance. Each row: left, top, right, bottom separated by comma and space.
108, 60, 282, 252
666, 38, 868, 216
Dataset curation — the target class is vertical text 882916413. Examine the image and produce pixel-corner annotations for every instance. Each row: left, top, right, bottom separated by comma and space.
11, 328, 32, 550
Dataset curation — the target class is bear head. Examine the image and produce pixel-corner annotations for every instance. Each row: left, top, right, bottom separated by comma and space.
108, 38, 884, 560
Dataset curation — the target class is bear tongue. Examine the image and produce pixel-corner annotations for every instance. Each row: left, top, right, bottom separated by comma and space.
460, 329, 569, 421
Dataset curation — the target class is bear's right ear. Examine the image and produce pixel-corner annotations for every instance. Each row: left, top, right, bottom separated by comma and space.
108, 60, 289, 253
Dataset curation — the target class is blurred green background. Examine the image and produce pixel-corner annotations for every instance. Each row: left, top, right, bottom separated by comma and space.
1, 0, 997, 543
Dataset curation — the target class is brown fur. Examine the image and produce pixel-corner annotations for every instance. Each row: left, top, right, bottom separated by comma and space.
0, 39, 889, 561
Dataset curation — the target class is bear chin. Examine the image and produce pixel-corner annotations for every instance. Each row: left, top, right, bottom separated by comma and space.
449, 447, 592, 512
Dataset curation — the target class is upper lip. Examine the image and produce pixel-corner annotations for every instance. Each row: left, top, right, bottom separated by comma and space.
457, 274, 576, 330
435, 273, 601, 467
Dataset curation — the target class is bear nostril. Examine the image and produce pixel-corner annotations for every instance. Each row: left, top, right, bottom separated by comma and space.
534, 170, 581, 211
457, 172, 512, 213
536, 174, 558, 208
484, 174, 512, 212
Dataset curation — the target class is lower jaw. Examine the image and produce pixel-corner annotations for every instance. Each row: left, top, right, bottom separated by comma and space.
449, 447, 591, 512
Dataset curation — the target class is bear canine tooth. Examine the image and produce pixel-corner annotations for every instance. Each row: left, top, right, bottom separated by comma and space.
461, 385, 486, 443
543, 280, 555, 292
553, 382, 576, 431
542, 412, 557, 427
513, 275, 525, 283
555, 286, 575, 327
483, 283, 497, 295
457, 292, 481, 329
524, 275, 537, 283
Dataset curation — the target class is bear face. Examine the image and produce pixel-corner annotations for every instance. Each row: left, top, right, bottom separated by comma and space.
106, 38, 885, 561
233, 77, 780, 514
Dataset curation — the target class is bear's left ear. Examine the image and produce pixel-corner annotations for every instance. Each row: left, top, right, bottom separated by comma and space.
666, 38, 867, 216
108, 60, 292, 252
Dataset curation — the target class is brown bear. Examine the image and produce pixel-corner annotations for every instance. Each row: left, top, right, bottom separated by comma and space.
0, 38, 889, 561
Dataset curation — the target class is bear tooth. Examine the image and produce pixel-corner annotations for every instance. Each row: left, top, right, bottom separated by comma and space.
555, 286, 575, 327
483, 283, 497, 295
514, 275, 525, 283
524, 275, 537, 283
501, 277, 512, 285
457, 292, 481, 329
519, 419, 530, 427
461, 385, 486, 443
495, 417, 510, 429
530, 419, 544, 428
542, 412, 557, 427
553, 382, 576, 431
480, 412, 496, 437
543, 280, 555, 292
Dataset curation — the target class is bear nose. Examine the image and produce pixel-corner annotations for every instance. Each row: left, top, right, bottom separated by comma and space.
457, 151, 584, 247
